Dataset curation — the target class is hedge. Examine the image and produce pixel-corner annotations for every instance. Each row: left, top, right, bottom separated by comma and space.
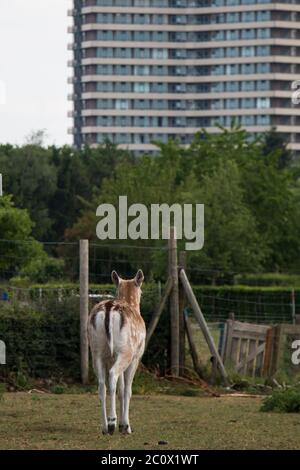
0, 283, 169, 380
192, 285, 297, 324
234, 273, 300, 287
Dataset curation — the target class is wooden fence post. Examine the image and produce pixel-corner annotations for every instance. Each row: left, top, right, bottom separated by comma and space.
80, 239, 89, 385
178, 251, 186, 376
291, 288, 296, 325
168, 227, 180, 376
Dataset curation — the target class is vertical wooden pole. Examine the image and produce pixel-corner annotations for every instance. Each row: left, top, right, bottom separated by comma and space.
184, 311, 205, 379
270, 324, 282, 376
291, 288, 296, 325
178, 251, 186, 376
168, 226, 180, 376
80, 239, 89, 385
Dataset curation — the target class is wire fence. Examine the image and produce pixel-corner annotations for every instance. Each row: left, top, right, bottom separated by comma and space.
0, 237, 299, 325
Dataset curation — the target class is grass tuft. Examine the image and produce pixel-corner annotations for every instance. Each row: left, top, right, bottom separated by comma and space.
261, 387, 300, 413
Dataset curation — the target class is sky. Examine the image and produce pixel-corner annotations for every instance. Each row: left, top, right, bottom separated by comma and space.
0, 0, 72, 146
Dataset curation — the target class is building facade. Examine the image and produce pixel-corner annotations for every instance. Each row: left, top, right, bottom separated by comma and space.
68, 0, 300, 154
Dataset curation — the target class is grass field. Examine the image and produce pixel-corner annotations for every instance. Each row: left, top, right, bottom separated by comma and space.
0, 393, 300, 450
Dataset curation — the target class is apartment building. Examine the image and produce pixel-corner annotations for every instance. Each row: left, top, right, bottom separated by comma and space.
68, 0, 300, 154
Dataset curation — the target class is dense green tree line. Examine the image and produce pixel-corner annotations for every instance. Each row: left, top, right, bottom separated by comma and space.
1, 126, 300, 283
0, 140, 132, 241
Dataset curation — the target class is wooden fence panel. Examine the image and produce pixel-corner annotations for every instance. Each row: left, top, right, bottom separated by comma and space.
223, 321, 300, 378
223, 320, 271, 377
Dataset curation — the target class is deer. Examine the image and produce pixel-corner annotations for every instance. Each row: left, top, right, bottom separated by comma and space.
88, 269, 146, 435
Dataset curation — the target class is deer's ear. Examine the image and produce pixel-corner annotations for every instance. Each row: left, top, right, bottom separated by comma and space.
111, 271, 120, 286
135, 269, 144, 287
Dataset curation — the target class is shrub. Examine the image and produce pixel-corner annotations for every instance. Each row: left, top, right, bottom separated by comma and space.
51, 385, 65, 395
261, 388, 300, 413
16, 256, 65, 283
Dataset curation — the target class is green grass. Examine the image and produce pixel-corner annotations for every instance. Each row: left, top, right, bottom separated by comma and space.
0, 393, 300, 450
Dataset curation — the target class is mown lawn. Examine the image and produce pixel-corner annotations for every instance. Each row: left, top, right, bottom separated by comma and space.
0, 393, 299, 450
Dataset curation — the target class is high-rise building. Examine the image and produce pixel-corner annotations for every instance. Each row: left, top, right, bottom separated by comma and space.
68, 0, 300, 154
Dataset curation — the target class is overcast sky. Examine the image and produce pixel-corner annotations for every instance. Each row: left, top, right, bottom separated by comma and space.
0, 0, 72, 146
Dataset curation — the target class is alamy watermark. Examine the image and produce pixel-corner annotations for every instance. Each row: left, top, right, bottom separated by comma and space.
291, 339, 300, 366
292, 80, 300, 105
96, 196, 204, 251
0, 340, 6, 365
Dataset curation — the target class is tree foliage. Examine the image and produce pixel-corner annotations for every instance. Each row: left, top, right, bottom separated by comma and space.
1, 127, 300, 283
0, 195, 45, 277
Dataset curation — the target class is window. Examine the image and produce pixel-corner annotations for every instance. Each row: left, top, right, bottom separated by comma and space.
226, 64, 239, 75
153, 49, 168, 59
226, 81, 239, 92
242, 98, 255, 108
257, 28, 270, 39
226, 98, 239, 109
241, 46, 255, 57
227, 12, 239, 23
241, 29, 255, 40
134, 82, 150, 93
134, 65, 150, 75
257, 115, 270, 125
241, 81, 255, 91
257, 63, 270, 73
257, 97, 270, 108
241, 63, 255, 74
226, 47, 238, 58
257, 46, 270, 56
226, 30, 239, 40
241, 115, 255, 126
116, 99, 130, 110
242, 11, 255, 22
257, 80, 270, 91
257, 11, 271, 22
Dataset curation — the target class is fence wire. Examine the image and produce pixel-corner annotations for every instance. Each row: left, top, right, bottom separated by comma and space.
0, 237, 299, 325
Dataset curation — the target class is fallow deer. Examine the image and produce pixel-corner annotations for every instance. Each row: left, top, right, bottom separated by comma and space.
88, 270, 146, 435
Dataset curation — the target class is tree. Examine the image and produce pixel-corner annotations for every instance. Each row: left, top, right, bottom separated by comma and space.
261, 127, 292, 169
65, 137, 266, 282
0, 195, 45, 278
0, 143, 57, 240
181, 160, 266, 282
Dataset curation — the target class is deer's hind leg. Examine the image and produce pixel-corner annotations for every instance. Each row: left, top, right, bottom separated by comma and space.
118, 372, 125, 433
108, 355, 131, 435
122, 357, 140, 435
94, 357, 108, 435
